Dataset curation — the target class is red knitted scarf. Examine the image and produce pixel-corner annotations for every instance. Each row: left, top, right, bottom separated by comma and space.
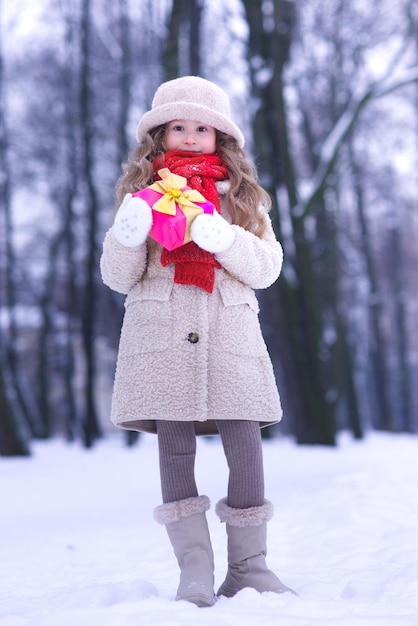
153, 150, 228, 293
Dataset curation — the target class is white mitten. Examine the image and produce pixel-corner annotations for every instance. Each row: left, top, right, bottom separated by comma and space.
112, 194, 153, 248
190, 211, 235, 254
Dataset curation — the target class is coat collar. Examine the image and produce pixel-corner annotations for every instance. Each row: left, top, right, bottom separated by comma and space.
216, 180, 230, 195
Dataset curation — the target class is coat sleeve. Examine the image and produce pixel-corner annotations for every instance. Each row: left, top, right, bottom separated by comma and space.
100, 229, 148, 295
215, 213, 283, 290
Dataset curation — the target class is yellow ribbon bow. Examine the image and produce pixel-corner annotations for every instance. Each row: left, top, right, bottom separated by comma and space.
149, 168, 206, 217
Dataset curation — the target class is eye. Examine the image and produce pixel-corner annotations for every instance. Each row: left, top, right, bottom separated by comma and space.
170, 124, 184, 132
197, 126, 208, 132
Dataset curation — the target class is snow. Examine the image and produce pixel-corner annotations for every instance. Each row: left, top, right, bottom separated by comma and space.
1, 432, 418, 625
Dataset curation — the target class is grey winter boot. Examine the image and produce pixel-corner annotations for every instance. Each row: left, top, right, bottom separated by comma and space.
154, 495, 215, 607
215, 498, 295, 598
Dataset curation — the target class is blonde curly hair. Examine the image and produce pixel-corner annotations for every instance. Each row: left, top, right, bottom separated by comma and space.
115, 126, 271, 238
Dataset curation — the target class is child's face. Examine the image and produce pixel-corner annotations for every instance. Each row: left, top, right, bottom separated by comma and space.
164, 120, 216, 154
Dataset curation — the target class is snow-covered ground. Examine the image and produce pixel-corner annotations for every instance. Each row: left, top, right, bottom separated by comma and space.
1, 431, 417, 625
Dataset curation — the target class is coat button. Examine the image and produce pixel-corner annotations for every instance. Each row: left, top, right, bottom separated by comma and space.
187, 332, 199, 344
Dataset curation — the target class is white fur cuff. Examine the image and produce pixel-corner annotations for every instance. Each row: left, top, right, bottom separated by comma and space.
215, 498, 274, 527
154, 495, 210, 525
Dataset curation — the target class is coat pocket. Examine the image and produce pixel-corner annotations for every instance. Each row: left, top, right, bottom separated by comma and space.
119, 279, 173, 354
215, 280, 267, 357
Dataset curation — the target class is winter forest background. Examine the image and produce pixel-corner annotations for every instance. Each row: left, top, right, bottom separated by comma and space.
0, 0, 418, 456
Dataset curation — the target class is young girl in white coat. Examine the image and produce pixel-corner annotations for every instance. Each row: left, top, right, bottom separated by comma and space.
100, 76, 293, 607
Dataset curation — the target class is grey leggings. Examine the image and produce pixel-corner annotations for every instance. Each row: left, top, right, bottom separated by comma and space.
156, 420, 264, 509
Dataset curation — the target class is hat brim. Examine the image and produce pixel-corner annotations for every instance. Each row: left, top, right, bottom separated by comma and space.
136, 101, 245, 148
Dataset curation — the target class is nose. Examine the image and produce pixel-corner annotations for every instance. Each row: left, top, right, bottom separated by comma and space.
184, 133, 196, 144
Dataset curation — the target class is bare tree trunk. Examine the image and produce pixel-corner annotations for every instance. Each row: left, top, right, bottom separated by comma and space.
61, 7, 81, 441
243, 0, 336, 444
350, 154, 393, 430
334, 311, 363, 438
117, 0, 130, 166
0, 357, 30, 456
38, 277, 53, 437
0, 2, 42, 447
163, 0, 202, 79
189, 0, 202, 75
297, 42, 363, 441
79, 0, 101, 447
0, 99, 29, 455
116, 0, 140, 447
0, 7, 25, 455
387, 211, 413, 431
163, 0, 183, 79
0, 85, 31, 454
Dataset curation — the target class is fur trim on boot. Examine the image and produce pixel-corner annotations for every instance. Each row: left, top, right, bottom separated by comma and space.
154, 495, 215, 607
154, 495, 210, 525
215, 497, 274, 527
216, 498, 295, 598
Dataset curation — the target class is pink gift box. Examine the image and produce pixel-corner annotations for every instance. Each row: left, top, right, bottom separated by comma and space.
132, 186, 215, 251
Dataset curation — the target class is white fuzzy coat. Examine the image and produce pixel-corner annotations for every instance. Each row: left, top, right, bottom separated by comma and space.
100, 183, 283, 435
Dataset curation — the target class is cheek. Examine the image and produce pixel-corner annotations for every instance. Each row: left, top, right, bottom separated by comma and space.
164, 133, 177, 150
203, 134, 216, 153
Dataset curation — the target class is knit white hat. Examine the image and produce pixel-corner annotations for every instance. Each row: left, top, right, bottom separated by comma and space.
136, 76, 245, 148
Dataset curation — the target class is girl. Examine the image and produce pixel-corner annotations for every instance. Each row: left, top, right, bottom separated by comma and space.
100, 76, 293, 607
